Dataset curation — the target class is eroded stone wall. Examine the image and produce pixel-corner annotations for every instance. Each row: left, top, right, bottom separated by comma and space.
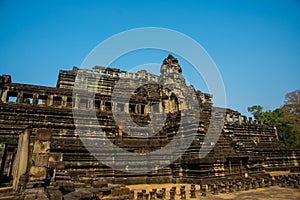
0, 55, 299, 191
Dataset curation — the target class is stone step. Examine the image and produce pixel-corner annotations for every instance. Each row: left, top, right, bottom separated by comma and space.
0, 187, 16, 200
0, 196, 16, 200
0, 187, 13, 196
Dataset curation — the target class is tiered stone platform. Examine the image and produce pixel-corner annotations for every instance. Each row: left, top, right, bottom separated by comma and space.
0, 55, 299, 199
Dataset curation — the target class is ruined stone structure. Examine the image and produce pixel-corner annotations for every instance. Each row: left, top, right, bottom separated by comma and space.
0, 55, 299, 199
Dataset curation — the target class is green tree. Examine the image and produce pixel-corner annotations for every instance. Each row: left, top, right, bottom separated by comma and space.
282, 90, 300, 146
248, 89, 300, 146
283, 89, 300, 114
247, 105, 264, 120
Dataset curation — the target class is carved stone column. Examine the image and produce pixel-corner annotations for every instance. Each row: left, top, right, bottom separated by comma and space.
12, 128, 31, 190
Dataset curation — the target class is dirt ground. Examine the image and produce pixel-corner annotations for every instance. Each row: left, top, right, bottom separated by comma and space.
127, 184, 300, 200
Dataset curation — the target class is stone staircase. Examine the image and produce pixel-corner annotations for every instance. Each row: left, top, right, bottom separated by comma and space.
0, 187, 16, 200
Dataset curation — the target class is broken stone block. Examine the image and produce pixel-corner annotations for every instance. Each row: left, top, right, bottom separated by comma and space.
32, 153, 49, 167
26, 181, 44, 189
91, 179, 108, 188
112, 187, 130, 196
57, 181, 74, 192
24, 194, 36, 200
1, 75, 11, 83
63, 191, 81, 200
48, 161, 56, 169
29, 166, 47, 181
48, 152, 62, 162
78, 189, 93, 199
36, 129, 52, 141
23, 187, 48, 200
48, 161, 65, 170
111, 187, 120, 196
33, 141, 50, 154
36, 192, 49, 200
48, 190, 63, 200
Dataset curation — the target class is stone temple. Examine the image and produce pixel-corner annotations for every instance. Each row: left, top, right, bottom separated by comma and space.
0, 55, 299, 199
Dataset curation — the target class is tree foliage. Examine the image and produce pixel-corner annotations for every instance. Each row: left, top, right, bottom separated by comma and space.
247, 105, 263, 120
248, 89, 300, 146
284, 89, 300, 115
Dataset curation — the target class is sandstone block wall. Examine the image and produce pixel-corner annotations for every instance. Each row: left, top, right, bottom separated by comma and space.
0, 55, 299, 188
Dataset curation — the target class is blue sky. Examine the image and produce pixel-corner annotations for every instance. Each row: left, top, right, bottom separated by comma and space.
0, 0, 299, 116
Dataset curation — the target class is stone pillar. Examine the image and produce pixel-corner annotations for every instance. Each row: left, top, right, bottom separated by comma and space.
33, 93, 39, 105
241, 181, 245, 191
29, 129, 51, 182
129, 190, 134, 200
152, 188, 157, 195
200, 185, 206, 196
232, 115, 236, 122
156, 191, 163, 200
89, 99, 94, 110
249, 117, 253, 124
162, 188, 166, 199
190, 184, 196, 198
73, 95, 79, 109
137, 192, 143, 200
228, 182, 234, 192
271, 177, 276, 186
48, 95, 54, 106
225, 114, 230, 122
144, 193, 149, 200
169, 190, 175, 200
149, 191, 155, 200
252, 179, 257, 189
238, 115, 242, 125
274, 127, 279, 142
280, 179, 286, 187
212, 184, 218, 195
124, 103, 129, 113
221, 183, 226, 193
159, 102, 163, 113
17, 91, 23, 103
0, 144, 7, 178
135, 104, 138, 114
62, 96, 67, 108
100, 100, 105, 111
180, 187, 186, 199
294, 180, 299, 189
244, 181, 249, 190
145, 104, 150, 114
1, 89, 8, 102
12, 128, 31, 190
265, 178, 269, 187
236, 182, 241, 191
